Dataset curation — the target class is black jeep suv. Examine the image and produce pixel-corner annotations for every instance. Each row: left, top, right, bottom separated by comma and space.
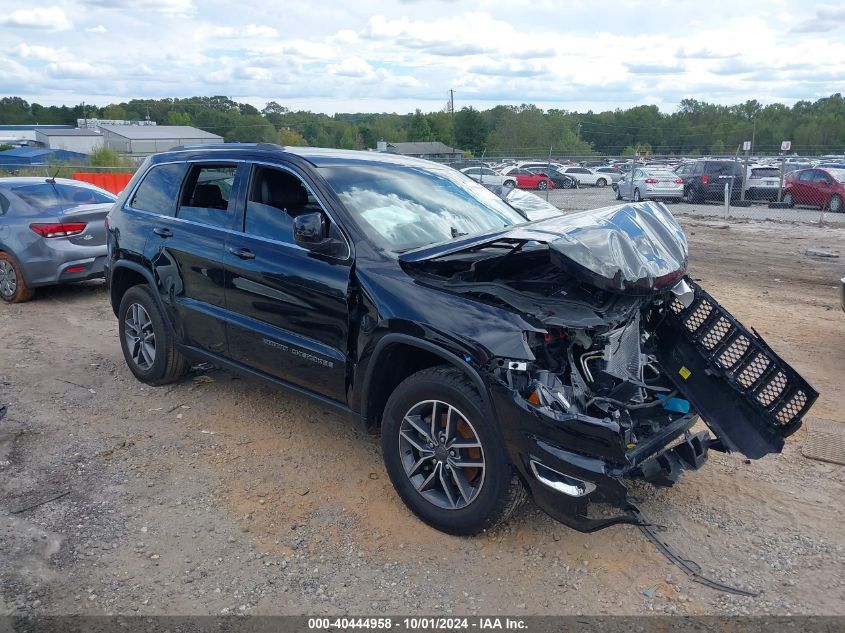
675, 160, 744, 203
105, 144, 816, 535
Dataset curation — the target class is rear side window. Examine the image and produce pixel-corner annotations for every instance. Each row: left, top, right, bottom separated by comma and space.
706, 162, 742, 176
177, 164, 237, 229
750, 167, 779, 179
130, 163, 186, 216
799, 170, 814, 182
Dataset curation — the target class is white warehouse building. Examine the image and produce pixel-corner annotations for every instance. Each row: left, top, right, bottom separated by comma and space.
34, 128, 104, 154
98, 125, 223, 155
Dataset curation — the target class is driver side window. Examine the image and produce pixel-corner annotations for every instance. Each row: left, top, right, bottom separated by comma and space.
244, 165, 347, 255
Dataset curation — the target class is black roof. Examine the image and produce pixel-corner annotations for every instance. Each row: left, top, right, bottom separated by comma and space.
160, 143, 437, 168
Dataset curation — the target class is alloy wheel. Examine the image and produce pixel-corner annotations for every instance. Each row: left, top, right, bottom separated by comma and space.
0, 260, 17, 299
398, 399, 485, 510
124, 302, 156, 370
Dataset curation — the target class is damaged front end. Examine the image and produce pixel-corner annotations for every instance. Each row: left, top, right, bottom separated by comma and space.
401, 202, 818, 531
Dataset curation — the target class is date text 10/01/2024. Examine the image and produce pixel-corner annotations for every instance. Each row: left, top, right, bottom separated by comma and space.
307, 617, 528, 629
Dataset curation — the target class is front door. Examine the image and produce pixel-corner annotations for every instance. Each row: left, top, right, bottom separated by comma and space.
223, 163, 352, 403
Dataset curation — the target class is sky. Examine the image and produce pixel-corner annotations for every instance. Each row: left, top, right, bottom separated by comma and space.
1, 0, 844, 115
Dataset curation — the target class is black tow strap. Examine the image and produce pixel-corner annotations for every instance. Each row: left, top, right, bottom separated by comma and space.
630, 506, 759, 597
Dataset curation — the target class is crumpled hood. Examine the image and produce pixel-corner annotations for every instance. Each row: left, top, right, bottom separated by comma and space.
400, 201, 688, 294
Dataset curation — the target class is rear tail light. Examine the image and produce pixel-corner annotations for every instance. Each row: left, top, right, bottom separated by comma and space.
644, 178, 658, 184
29, 223, 87, 238
675, 178, 684, 184
104, 216, 110, 231
701, 175, 709, 184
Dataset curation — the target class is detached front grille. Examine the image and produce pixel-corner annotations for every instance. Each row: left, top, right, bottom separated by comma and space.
667, 282, 817, 431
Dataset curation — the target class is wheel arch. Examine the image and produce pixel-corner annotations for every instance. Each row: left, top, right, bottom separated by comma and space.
109, 261, 169, 330
359, 334, 493, 435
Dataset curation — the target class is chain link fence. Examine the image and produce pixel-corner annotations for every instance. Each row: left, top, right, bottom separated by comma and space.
5, 151, 844, 225
435, 150, 845, 226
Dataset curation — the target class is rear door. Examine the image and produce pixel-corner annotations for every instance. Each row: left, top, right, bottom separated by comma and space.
222, 161, 352, 403
134, 160, 245, 355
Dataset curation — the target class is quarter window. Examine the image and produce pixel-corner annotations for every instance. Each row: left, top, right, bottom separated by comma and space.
177, 164, 237, 228
130, 163, 186, 216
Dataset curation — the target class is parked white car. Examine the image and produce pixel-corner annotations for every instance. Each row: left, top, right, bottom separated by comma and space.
460, 166, 517, 188
615, 168, 683, 202
557, 166, 612, 187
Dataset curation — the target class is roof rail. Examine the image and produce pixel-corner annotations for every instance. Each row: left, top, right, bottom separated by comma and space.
167, 142, 285, 152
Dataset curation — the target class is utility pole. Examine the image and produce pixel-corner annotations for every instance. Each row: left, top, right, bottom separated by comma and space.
449, 89, 454, 115
82, 101, 87, 129
750, 120, 756, 154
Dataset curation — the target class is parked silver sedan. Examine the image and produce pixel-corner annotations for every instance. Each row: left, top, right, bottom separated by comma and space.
0, 177, 115, 303
615, 168, 683, 202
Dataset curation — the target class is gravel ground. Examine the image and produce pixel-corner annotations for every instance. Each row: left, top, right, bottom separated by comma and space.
1, 217, 844, 617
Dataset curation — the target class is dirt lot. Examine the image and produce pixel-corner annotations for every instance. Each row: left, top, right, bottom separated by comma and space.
1, 218, 844, 617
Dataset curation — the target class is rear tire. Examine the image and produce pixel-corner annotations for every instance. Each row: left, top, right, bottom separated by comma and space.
503, 180, 515, 189
687, 187, 702, 204
537, 180, 548, 191
596, 178, 607, 188
118, 285, 189, 386
0, 252, 34, 304
633, 188, 642, 202
381, 366, 526, 535
615, 188, 622, 200
783, 192, 795, 208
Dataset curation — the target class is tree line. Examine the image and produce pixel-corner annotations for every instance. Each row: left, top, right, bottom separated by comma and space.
2, 93, 843, 157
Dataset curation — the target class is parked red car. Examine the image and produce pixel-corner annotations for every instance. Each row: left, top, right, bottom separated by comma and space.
506, 168, 555, 190
783, 167, 845, 213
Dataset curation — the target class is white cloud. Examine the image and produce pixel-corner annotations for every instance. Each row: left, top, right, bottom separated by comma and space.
1, 6, 71, 30
47, 61, 104, 79
17, 43, 63, 62
2, 0, 844, 114
79, 0, 194, 15
327, 57, 373, 78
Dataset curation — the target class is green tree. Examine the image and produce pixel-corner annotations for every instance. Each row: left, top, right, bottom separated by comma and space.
278, 128, 308, 145
409, 109, 432, 141
454, 107, 488, 154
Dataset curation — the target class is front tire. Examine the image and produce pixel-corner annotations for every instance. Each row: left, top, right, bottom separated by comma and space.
118, 285, 189, 386
828, 194, 842, 213
381, 366, 525, 535
0, 252, 34, 304
503, 180, 515, 189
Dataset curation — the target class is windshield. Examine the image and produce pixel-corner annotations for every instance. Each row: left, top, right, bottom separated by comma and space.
825, 168, 845, 182
11, 182, 116, 210
321, 163, 527, 251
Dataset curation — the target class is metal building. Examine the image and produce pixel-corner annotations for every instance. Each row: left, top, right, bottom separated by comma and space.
98, 125, 223, 155
35, 128, 104, 154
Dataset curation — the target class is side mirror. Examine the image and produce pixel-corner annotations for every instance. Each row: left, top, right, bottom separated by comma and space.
293, 211, 328, 245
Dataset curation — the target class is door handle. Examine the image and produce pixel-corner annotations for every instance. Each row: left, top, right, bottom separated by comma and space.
153, 227, 173, 238
227, 246, 255, 260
